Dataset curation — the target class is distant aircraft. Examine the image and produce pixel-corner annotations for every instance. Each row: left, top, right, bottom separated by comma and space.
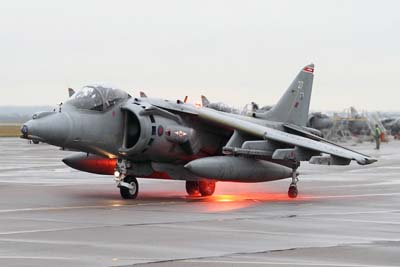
307, 112, 334, 131
21, 64, 376, 200
201, 95, 241, 114
201, 96, 272, 117
346, 107, 371, 135
68, 88, 75, 98
381, 117, 400, 136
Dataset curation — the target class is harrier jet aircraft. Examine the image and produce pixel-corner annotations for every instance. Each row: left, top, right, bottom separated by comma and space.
21, 64, 376, 199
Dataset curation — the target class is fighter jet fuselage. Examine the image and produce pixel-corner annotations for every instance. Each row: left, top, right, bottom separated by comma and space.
21, 65, 376, 200
22, 86, 290, 181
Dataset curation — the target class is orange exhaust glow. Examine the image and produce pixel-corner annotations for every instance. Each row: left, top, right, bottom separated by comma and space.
197, 192, 311, 212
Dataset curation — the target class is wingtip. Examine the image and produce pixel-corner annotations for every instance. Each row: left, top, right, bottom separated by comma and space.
358, 157, 378, 165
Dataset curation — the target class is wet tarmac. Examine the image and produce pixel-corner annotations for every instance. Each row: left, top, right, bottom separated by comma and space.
0, 138, 399, 267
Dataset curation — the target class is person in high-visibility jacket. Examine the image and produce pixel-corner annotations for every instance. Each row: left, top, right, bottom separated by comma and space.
374, 124, 381, 150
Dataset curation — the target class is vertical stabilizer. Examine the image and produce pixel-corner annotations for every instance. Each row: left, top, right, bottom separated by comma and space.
262, 64, 314, 126
68, 88, 75, 98
201, 95, 210, 106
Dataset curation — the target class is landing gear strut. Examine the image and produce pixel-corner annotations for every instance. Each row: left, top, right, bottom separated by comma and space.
115, 159, 139, 199
288, 168, 299, 199
119, 176, 139, 199
185, 180, 216, 197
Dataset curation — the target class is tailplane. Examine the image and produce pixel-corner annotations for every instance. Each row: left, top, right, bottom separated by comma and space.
261, 64, 314, 126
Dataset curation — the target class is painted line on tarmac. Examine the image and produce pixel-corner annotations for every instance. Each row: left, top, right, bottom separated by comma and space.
0, 192, 399, 214
0, 201, 180, 214
184, 260, 396, 267
304, 192, 400, 199
0, 256, 76, 260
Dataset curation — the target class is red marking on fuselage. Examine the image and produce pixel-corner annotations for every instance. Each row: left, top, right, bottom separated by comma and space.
303, 67, 314, 73
76, 158, 117, 175
158, 125, 164, 136
142, 171, 172, 179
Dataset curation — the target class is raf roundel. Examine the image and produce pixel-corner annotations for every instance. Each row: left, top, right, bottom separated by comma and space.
157, 125, 164, 136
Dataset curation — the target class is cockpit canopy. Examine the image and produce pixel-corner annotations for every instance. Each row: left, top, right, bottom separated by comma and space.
66, 85, 129, 111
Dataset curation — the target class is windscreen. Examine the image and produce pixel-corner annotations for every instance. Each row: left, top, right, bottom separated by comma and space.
66, 85, 128, 111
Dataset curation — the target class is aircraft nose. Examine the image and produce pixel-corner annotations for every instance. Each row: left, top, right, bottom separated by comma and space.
21, 113, 71, 146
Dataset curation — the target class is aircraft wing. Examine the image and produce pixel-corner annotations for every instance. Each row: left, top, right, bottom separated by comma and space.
178, 105, 376, 166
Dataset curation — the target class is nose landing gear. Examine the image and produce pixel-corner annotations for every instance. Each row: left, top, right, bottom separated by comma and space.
115, 159, 139, 199
119, 176, 139, 199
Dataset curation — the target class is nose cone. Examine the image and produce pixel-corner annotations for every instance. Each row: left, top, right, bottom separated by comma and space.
21, 113, 71, 146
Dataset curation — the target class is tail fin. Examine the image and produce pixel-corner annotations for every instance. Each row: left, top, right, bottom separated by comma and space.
350, 107, 359, 117
201, 95, 210, 106
68, 88, 75, 98
262, 63, 314, 126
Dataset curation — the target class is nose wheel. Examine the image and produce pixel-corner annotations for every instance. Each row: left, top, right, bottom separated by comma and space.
119, 176, 139, 199
288, 169, 299, 199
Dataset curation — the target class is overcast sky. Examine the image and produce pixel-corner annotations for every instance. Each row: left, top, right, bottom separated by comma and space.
1, 0, 399, 111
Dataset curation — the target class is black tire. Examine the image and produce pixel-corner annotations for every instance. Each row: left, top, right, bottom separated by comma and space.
199, 180, 216, 196
288, 185, 298, 199
185, 181, 200, 196
120, 176, 139, 199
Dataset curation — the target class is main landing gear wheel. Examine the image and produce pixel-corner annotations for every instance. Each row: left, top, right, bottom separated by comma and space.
186, 181, 200, 196
185, 180, 216, 197
288, 169, 299, 199
198, 180, 216, 196
120, 176, 139, 199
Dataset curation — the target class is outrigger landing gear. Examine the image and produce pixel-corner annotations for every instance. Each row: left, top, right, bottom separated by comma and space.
288, 166, 299, 199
